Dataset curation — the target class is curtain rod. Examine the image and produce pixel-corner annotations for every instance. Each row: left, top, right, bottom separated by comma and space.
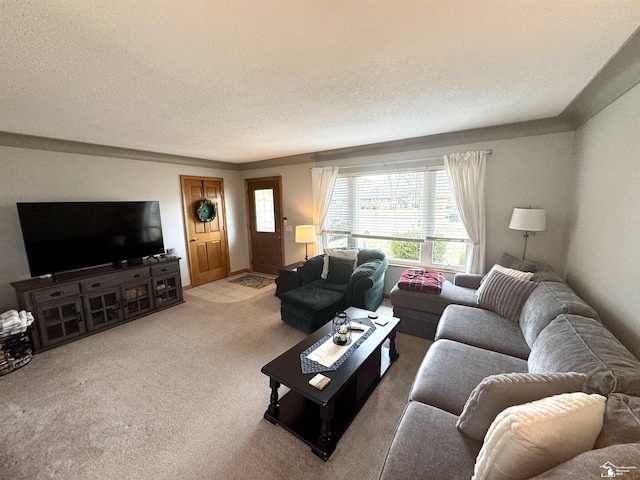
311, 149, 492, 171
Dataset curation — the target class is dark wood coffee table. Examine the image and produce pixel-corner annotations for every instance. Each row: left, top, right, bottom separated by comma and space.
261, 306, 400, 460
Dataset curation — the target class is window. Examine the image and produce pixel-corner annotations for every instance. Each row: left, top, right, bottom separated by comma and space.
254, 188, 275, 232
323, 166, 470, 270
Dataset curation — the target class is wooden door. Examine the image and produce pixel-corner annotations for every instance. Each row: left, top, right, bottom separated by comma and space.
181, 176, 230, 286
245, 176, 284, 276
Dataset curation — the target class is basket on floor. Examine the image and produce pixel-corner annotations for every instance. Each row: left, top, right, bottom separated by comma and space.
0, 331, 33, 376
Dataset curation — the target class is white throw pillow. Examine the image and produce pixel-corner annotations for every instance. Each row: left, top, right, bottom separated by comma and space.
321, 249, 359, 279
476, 264, 534, 297
472, 392, 606, 480
457, 372, 586, 441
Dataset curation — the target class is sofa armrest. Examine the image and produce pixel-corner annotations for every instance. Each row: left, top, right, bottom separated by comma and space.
349, 257, 388, 311
453, 273, 483, 290
296, 255, 324, 284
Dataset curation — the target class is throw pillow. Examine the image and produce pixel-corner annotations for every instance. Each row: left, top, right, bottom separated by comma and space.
476, 264, 535, 297
457, 372, 586, 441
595, 393, 640, 448
497, 252, 537, 272
477, 270, 537, 322
472, 392, 606, 480
326, 256, 355, 284
321, 248, 358, 279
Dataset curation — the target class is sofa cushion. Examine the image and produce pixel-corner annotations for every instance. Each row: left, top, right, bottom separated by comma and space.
473, 393, 605, 480
453, 273, 484, 289
530, 443, 640, 479
528, 314, 640, 396
595, 393, 640, 449
477, 270, 537, 322
390, 280, 478, 316
326, 256, 355, 284
409, 340, 528, 415
519, 281, 599, 347
297, 255, 324, 284
457, 372, 586, 441
435, 305, 531, 359
496, 253, 565, 283
497, 252, 537, 272
530, 261, 564, 283
308, 279, 349, 294
379, 401, 482, 480
321, 248, 358, 279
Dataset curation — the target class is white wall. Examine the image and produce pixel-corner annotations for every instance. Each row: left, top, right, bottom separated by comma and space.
563, 82, 640, 359
0, 146, 248, 311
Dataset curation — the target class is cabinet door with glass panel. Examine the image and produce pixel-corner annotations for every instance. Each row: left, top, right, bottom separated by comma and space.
34, 297, 86, 347
83, 288, 124, 332
121, 280, 154, 320
153, 274, 183, 308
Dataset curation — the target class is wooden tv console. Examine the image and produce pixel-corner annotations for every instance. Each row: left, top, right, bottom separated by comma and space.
11, 257, 183, 353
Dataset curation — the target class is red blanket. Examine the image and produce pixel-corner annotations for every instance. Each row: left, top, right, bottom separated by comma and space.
398, 269, 445, 294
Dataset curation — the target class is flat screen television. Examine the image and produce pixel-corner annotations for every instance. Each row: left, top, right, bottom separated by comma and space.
17, 201, 165, 277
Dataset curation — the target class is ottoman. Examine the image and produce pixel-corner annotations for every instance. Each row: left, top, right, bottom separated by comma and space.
390, 280, 479, 339
279, 284, 345, 334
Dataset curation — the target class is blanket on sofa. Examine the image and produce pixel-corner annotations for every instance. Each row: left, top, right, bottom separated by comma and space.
398, 269, 445, 294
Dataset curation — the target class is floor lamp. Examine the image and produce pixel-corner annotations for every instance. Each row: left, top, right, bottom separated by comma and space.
509, 208, 546, 260
295, 225, 317, 261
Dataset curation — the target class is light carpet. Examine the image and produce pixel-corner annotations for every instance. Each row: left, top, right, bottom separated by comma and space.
0, 290, 431, 480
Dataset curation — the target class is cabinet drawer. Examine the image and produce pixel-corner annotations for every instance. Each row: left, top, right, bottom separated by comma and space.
80, 269, 150, 293
151, 262, 179, 276
32, 283, 80, 303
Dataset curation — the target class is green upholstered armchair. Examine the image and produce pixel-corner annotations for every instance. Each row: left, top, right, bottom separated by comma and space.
296, 248, 388, 312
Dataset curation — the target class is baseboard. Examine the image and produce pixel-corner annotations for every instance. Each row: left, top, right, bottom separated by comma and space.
230, 268, 250, 276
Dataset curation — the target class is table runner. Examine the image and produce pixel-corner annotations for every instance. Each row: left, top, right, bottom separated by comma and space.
300, 317, 377, 374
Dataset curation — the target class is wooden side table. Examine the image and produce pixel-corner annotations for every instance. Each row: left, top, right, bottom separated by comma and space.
275, 261, 304, 297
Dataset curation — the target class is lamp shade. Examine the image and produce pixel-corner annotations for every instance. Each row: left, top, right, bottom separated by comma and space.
295, 225, 317, 243
509, 208, 546, 232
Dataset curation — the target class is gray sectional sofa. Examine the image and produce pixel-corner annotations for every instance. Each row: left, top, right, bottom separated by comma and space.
379, 254, 640, 479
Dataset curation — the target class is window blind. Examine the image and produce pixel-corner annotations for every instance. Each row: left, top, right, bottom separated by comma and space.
323, 167, 469, 243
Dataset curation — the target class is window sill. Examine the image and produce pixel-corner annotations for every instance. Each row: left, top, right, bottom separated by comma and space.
387, 261, 464, 274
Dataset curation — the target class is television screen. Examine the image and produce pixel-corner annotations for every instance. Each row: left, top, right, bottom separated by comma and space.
17, 201, 165, 276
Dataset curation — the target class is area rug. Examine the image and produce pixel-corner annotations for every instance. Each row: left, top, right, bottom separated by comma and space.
228, 274, 275, 289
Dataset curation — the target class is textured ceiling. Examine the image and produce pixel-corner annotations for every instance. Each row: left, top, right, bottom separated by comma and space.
1, 1, 640, 163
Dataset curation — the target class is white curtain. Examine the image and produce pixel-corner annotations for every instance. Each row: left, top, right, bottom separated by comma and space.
444, 150, 487, 274
311, 166, 339, 253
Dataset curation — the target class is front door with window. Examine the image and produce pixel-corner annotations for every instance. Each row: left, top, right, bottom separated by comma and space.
245, 176, 284, 276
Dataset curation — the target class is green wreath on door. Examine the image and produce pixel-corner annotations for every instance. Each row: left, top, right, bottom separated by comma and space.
196, 199, 217, 222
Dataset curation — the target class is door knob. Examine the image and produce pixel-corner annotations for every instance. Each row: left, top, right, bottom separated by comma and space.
190, 237, 197, 242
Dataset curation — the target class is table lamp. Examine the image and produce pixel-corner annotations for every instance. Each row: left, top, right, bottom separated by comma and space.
295, 225, 317, 261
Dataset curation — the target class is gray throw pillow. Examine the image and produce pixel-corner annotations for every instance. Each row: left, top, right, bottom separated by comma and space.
457, 372, 586, 441
497, 252, 537, 272
477, 270, 538, 322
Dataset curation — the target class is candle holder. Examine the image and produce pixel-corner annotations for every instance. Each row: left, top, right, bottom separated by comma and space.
332, 312, 351, 346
